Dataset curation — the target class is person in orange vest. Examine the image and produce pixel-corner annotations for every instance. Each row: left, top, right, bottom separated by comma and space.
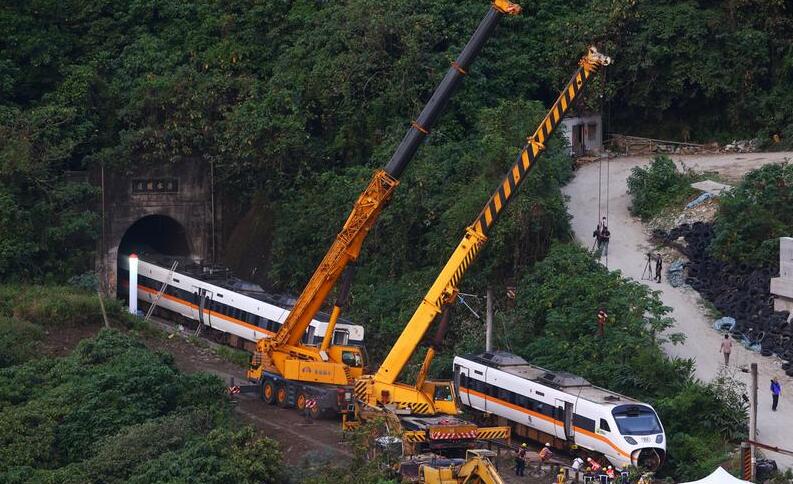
539, 443, 553, 463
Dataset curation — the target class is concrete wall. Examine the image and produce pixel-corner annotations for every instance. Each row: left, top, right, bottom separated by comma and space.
560, 114, 603, 156
771, 237, 793, 317
95, 159, 217, 296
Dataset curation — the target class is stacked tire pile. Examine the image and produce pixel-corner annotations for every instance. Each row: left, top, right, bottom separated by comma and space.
657, 222, 793, 375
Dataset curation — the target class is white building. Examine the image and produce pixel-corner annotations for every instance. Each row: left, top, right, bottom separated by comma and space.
560, 113, 603, 156
771, 237, 793, 319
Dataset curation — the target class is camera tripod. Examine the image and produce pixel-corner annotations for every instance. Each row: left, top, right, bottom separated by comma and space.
641, 253, 655, 281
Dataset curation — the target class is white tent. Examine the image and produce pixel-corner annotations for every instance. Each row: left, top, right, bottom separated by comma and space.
680, 467, 750, 484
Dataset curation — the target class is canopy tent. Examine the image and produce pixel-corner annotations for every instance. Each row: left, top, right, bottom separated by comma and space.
680, 467, 750, 484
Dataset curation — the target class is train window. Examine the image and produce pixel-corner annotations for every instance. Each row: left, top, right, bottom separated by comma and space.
173, 278, 180, 283
217, 294, 223, 298
459, 373, 468, 387
600, 419, 611, 432
332, 329, 349, 346
498, 388, 510, 403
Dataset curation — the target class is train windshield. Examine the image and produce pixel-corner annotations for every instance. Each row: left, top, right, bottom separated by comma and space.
611, 405, 662, 436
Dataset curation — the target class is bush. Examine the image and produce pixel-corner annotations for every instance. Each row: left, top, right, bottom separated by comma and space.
710, 163, 793, 265
0, 317, 43, 368
0, 285, 125, 327
0, 329, 284, 483
627, 155, 699, 220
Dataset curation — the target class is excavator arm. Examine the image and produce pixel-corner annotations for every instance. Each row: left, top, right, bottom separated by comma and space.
262, 0, 522, 356
360, 47, 611, 409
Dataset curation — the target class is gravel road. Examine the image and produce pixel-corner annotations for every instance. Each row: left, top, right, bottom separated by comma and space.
563, 152, 793, 470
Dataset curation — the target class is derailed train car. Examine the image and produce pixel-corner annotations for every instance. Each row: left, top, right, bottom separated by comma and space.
119, 254, 364, 353
454, 351, 665, 470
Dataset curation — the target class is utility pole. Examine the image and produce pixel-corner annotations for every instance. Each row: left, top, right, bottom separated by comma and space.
485, 287, 493, 352
750, 362, 758, 481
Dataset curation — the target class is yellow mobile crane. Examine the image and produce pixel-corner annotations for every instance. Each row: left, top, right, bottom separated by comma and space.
247, 0, 522, 415
354, 48, 611, 436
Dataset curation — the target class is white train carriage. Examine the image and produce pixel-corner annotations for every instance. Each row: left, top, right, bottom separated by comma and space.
454, 352, 665, 470
118, 254, 364, 350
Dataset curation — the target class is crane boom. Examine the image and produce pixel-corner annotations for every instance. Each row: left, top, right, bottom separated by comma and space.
271, 0, 521, 349
370, 47, 611, 389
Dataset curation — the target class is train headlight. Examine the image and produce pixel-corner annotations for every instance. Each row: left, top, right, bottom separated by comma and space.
656, 434, 664, 444
624, 436, 638, 445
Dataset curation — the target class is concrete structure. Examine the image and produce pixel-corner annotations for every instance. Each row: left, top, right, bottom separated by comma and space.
770, 237, 793, 316
560, 113, 603, 156
690, 180, 733, 196
95, 159, 218, 296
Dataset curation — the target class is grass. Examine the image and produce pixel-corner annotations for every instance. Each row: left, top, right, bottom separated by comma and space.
214, 346, 251, 368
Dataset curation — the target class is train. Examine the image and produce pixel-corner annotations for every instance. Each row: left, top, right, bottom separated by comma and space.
453, 351, 666, 470
118, 254, 365, 352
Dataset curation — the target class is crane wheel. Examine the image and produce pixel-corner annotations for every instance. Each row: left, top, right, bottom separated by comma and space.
262, 381, 276, 405
276, 384, 289, 407
296, 392, 307, 410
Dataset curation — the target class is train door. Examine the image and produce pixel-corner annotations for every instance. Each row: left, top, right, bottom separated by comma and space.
454, 364, 471, 407
193, 287, 213, 330
555, 399, 575, 441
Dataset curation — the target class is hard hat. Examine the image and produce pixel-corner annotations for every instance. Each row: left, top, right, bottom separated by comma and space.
587, 457, 593, 462
545, 443, 551, 447
608, 466, 613, 469
521, 443, 527, 448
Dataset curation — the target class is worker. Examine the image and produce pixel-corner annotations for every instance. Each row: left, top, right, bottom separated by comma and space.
599, 222, 611, 257
771, 377, 782, 411
556, 467, 566, 484
539, 442, 553, 463
597, 307, 608, 337
605, 465, 615, 479
571, 456, 585, 472
586, 457, 602, 473
515, 443, 527, 476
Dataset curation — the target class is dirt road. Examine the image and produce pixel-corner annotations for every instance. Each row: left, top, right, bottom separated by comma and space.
143, 321, 352, 466
563, 152, 793, 470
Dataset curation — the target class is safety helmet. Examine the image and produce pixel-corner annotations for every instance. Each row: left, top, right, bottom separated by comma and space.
521, 443, 527, 448
545, 443, 551, 447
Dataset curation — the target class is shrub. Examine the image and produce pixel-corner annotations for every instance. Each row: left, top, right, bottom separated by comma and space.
627, 155, 699, 220
710, 163, 793, 265
0, 285, 125, 328
0, 317, 43, 367
0, 329, 283, 483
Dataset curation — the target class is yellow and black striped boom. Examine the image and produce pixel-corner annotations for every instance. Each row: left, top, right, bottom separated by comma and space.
371, 47, 611, 389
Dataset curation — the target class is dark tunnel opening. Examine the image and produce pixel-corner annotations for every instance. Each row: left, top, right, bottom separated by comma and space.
118, 215, 191, 257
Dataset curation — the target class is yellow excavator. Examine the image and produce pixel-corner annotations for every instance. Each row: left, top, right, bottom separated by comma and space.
352, 47, 611, 449
246, 0, 522, 415
420, 450, 504, 484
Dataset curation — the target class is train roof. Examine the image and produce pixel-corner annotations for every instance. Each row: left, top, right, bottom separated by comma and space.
132, 253, 350, 325
460, 351, 641, 407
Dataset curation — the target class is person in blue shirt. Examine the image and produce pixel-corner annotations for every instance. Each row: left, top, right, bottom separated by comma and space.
771, 378, 781, 411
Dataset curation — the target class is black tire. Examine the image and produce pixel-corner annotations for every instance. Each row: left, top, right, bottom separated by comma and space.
262, 380, 276, 405
276, 384, 290, 408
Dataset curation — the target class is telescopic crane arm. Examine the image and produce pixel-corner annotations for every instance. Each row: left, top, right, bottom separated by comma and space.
360, 48, 611, 409
249, 0, 521, 384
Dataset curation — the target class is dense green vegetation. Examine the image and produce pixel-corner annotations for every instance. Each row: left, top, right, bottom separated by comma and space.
711, 162, 793, 266
0, 286, 285, 484
626, 155, 700, 221
3, 0, 793, 281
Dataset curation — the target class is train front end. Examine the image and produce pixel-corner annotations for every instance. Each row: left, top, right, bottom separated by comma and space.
610, 404, 666, 471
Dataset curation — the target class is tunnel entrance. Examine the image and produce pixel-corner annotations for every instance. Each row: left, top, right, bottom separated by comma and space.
118, 214, 191, 257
